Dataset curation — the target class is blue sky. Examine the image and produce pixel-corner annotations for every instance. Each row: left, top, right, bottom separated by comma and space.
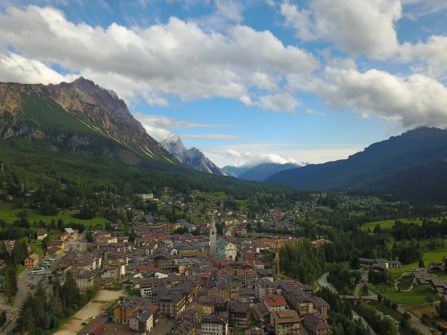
0, 0, 446, 167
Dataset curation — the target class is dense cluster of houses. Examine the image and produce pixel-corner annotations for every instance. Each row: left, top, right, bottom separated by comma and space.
64, 212, 332, 335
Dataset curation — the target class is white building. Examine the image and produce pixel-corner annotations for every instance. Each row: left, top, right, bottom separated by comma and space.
201, 315, 229, 335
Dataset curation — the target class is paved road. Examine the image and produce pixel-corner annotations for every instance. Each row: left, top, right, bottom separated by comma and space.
317, 272, 337, 293
396, 305, 433, 335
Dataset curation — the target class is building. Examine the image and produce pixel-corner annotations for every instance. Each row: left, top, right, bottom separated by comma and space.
271, 310, 301, 335
229, 302, 250, 328
36, 228, 48, 240
201, 315, 229, 335
113, 298, 143, 324
216, 240, 238, 261
264, 295, 288, 312
255, 279, 280, 301
129, 309, 154, 334
75, 270, 96, 292
209, 217, 217, 257
158, 293, 186, 318
24, 253, 39, 268
302, 313, 331, 335
359, 258, 401, 269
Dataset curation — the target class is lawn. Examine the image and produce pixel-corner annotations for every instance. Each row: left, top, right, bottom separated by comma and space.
368, 301, 402, 321
361, 217, 445, 231
360, 218, 423, 231
369, 284, 439, 305
397, 276, 414, 291
0, 202, 107, 227
390, 248, 447, 280
31, 239, 44, 256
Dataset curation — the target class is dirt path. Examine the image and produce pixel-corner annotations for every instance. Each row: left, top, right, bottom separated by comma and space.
53, 290, 125, 335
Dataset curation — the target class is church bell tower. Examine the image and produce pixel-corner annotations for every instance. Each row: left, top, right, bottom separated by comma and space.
209, 216, 217, 256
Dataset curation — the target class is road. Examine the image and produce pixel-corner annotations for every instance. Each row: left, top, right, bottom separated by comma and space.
396, 305, 433, 335
317, 272, 337, 294
317, 273, 378, 335
0, 237, 87, 333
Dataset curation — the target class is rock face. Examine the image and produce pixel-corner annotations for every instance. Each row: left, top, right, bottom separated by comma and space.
0, 78, 176, 163
161, 134, 224, 175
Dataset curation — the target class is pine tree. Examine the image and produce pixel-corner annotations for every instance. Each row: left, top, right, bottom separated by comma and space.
62, 272, 81, 310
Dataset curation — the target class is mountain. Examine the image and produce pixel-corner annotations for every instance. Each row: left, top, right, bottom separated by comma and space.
223, 163, 299, 181
267, 127, 447, 201
160, 134, 224, 176
221, 166, 252, 178
0, 78, 285, 197
0, 78, 175, 164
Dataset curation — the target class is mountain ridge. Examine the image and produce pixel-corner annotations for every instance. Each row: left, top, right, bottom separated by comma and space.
267, 127, 447, 201
223, 162, 299, 181
160, 134, 224, 175
0, 78, 176, 163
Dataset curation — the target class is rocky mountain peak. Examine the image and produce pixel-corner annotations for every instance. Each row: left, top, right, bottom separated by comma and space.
161, 134, 224, 176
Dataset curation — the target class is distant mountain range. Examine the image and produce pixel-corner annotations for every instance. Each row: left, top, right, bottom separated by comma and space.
160, 134, 224, 176
223, 163, 299, 182
267, 127, 447, 201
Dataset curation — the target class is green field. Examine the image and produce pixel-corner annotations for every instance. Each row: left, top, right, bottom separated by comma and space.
369, 284, 439, 305
368, 301, 402, 321
361, 218, 423, 231
31, 239, 44, 256
390, 248, 447, 280
0, 202, 107, 227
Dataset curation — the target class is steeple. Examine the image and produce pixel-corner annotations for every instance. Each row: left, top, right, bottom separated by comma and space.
209, 216, 217, 256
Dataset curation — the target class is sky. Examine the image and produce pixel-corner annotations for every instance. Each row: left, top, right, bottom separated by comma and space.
0, 0, 446, 167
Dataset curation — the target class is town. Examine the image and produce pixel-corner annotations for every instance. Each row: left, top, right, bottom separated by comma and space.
0, 189, 334, 335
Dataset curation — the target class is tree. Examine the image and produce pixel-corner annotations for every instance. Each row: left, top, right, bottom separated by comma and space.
438, 297, 447, 318
12, 239, 29, 265
62, 272, 81, 309
17, 295, 36, 333
418, 258, 425, 268
3, 265, 17, 300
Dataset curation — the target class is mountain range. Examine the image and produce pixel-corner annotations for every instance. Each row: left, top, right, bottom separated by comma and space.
0, 78, 279, 196
222, 163, 299, 182
2, 77, 447, 202
160, 134, 224, 176
267, 127, 447, 201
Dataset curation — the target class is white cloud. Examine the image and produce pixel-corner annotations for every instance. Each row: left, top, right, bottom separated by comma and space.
280, 2, 316, 41
0, 52, 75, 84
181, 133, 240, 140
281, 0, 402, 59
399, 35, 447, 80
134, 113, 225, 129
254, 92, 300, 112
134, 112, 236, 141
402, 0, 447, 18
141, 124, 172, 141
307, 66, 447, 128
219, 148, 299, 166
203, 144, 363, 167
0, 5, 318, 112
